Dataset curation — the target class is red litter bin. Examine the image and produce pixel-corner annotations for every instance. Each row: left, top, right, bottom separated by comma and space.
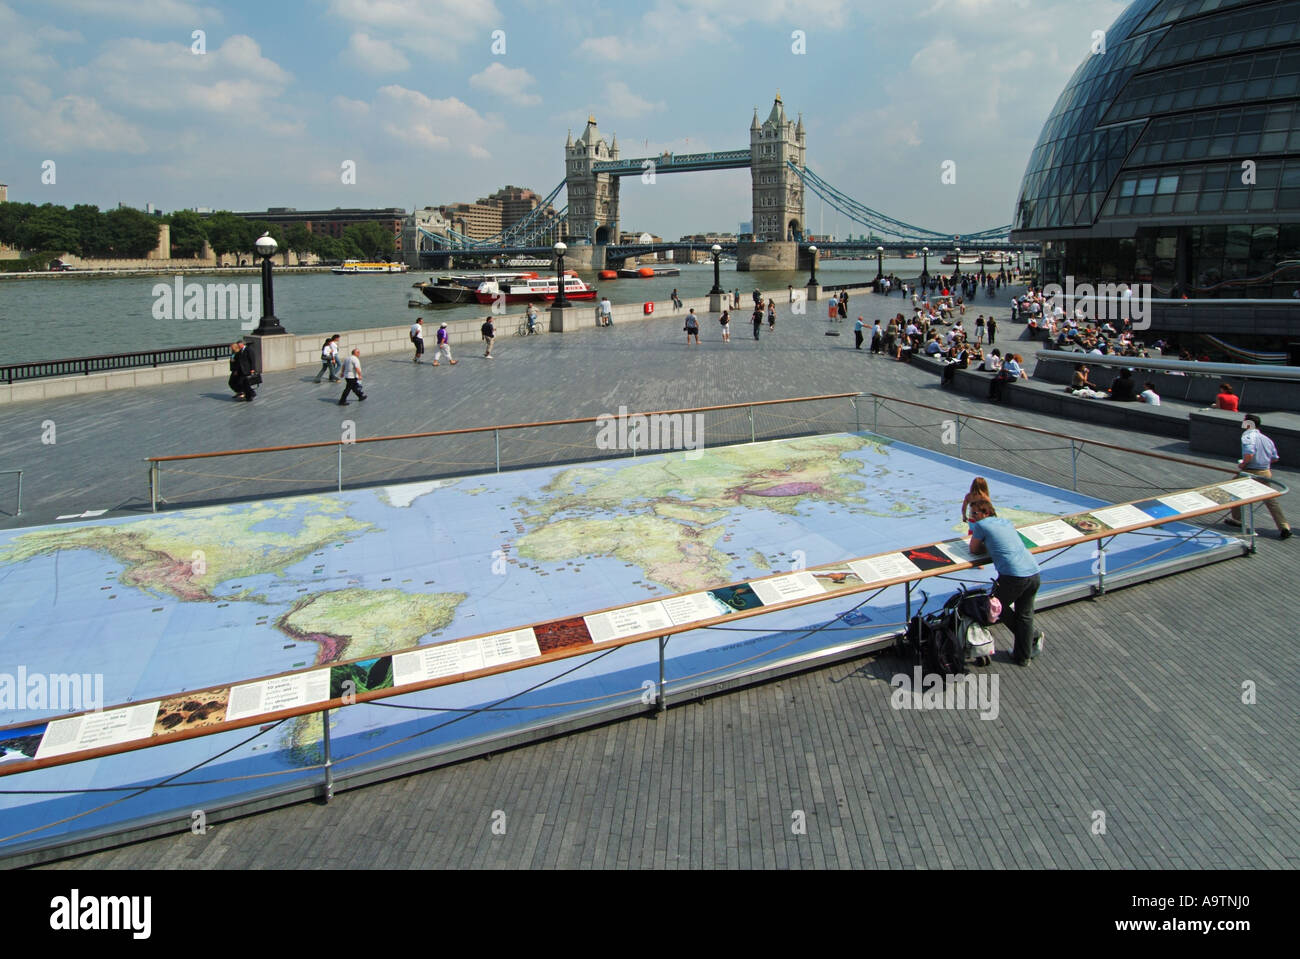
644, 301, 654, 315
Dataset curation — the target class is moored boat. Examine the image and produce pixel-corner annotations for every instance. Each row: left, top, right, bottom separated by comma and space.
332, 259, 409, 274
616, 266, 681, 278
475, 274, 596, 304
420, 272, 537, 304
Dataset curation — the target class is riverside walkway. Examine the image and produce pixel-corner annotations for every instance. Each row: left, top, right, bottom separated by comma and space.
3, 290, 1296, 869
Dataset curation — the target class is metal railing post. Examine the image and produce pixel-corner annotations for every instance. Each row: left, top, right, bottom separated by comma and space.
852, 395, 861, 434
956, 415, 963, 460
748, 406, 756, 444
1071, 440, 1078, 492
1248, 501, 1257, 554
873, 396, 880, 433
1095, 538, 1108, 595
337, 445, 343, 491
904, 581, 912, 623
320, 708, 334, 802
14, 469, 20, 516
150, 462, 159, 512
658, 636, 668, 713
495, 429, 501, 472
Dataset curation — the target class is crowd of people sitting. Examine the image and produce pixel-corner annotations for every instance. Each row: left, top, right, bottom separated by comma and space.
1011, 287, 1153, 359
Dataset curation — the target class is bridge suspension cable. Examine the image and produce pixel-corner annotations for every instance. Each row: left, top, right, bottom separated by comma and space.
790, 163, 1011, 244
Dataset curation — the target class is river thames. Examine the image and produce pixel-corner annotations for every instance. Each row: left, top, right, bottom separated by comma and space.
0, 258, 983, 365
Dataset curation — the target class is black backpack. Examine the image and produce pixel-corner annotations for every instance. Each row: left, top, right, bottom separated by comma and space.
897, 591, 966, 676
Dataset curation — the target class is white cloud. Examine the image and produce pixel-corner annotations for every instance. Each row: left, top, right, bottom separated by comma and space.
355, 85, 502, 159
343, 32, 411, 74
469, 62, 541, 106
0, 89, 147, 153
74, 35, 296, 130
601, 81, 665, 119
325, 0, 502, 60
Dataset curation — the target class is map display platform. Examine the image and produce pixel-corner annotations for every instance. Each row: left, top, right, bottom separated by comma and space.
0, 431, 1252, 859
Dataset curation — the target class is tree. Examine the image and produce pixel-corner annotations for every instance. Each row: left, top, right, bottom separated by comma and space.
204, 211, 256, 257
0, 202, 37, 247
166, 209, 208, 258
70, 204, 106, 256
16, 203, 79, 253
342, 221, 395, 257
284, 223, 312, 253
102, 206, 163, 257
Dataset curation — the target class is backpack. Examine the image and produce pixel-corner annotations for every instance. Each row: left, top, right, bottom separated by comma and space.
948, 587, 1000, 667
897, 591, 966, 677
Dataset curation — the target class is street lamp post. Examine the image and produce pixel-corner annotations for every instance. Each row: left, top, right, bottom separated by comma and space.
876, 246, 884, 281
953, 246, 961, 281
253, 233, 286, 335
921, 246, 929, 286
807, 245, 818, 287
980, 248, 986, 276
709, 243, 723, 295
553, 241, 570, 308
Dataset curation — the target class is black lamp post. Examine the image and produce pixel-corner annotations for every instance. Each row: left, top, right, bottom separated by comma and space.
980, 249, 986, 276
553, 241, 569, 308
921, 246, 929, 285
876, 245, 884, 280
807, 244, 818, 286
953, 246, 961, 281
253, 233, 286, 335
709, 243, 723, 295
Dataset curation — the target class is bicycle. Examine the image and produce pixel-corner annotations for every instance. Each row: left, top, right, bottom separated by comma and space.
516, 319, 541, 336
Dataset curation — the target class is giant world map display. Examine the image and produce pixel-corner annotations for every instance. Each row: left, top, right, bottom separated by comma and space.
0, 433, 1243, 855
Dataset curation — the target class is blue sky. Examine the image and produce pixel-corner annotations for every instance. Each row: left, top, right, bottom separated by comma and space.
0, 0, 1128, 237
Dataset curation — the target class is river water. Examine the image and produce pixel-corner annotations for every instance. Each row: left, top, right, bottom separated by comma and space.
0, 258, 972, 364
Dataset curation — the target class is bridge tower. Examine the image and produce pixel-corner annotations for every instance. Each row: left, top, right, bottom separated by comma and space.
565, 117, 621, 248
749, 93, 805, 243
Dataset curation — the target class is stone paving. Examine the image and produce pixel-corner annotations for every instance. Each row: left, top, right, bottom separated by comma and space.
5, 285, 1297, 869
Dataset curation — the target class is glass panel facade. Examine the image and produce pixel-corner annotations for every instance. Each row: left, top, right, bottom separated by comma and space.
1013, 0, 1300, 303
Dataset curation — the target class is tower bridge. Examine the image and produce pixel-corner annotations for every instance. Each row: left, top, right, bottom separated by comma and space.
416, 94, 1018, 272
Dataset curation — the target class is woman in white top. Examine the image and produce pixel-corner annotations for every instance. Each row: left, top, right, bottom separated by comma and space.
314, 335, 340, 383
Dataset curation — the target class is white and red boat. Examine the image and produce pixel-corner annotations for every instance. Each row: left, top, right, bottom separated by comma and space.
474, 272, 596, 304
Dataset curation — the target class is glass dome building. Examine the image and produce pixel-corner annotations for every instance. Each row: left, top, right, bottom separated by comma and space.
1011, 0, 1300, 300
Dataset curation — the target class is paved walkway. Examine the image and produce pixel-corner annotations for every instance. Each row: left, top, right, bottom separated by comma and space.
7, 287, 1298, 869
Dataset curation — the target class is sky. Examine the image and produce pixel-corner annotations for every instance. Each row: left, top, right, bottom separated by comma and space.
0, 0, 1129, 238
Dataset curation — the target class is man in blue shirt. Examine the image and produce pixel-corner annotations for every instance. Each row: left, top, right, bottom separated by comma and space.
968, 496, 1044, 665
1226, 413, 1290, 539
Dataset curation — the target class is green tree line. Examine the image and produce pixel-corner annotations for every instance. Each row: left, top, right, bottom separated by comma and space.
0, 202, 396, 260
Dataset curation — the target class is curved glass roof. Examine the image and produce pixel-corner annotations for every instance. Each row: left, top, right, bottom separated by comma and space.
1012, 0, 1300, 236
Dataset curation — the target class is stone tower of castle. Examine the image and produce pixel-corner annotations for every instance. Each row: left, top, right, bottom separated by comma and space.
749, 94, 806, 242
564, 117, 620, 245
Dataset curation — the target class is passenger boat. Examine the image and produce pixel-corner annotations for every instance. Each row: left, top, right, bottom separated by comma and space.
420, 272, 536, 304
940, 254, 985, 265
616, 266, 681, 278
475, 274, 596, 304
332, 260, 409, 274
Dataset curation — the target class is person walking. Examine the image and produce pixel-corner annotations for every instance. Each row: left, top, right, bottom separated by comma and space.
337, 348, 366, 405
767, 298, 776, 331
986, 315, 998, 345
228, 341, 257, 401
751, 306, 763, 340
853, 316, 865, 350
837, 290, 848, 319
974, 314, 985, 346
1226, 413, 1291, 539
410, 318, 425, 363
827, 298, 838, 322
599, 295, 613, 327
968, 496, 1044, 665
719, 309, 731, 343
314, 335, 340, 383
684, 308, 700, 345
870, 319, 883, 354
433, 322, 457, 366
670, 288, 682, 310
481, 316, 495, 358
